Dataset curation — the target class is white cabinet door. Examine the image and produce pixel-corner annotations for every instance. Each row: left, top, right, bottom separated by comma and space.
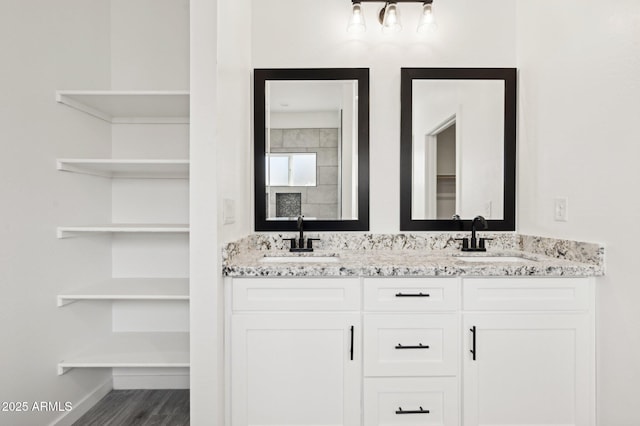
463, 314, 594, 426
231, 313, 361, 426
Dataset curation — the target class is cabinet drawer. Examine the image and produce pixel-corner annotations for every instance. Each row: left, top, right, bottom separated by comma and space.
364, 278, 459, 312
463, 277, 591, 311
364, 314, 458, 377
232, 278, 360, 311
364, 377, 458, 426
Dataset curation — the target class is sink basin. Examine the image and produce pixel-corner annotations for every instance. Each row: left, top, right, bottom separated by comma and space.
259, 255, 340, 263
456, 256, 532, 263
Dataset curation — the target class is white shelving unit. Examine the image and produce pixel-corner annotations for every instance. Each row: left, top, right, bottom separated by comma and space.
57, 159, 189, 179
57, 89, 191, 386
57, 224, 190, 239
58, 278, 189, 307
57, 332, 190, 375
56, 90, 189, 124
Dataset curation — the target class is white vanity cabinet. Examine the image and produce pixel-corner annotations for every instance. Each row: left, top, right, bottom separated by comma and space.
461, 278, 595, 426
227, 275, 596, 426
229, 278, 362, 426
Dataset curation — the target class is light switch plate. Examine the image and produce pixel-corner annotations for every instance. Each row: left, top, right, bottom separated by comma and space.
554, 197, 568, 222
223, 199, 235, 225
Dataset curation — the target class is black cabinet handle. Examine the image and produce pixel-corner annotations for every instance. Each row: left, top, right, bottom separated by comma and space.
395, 343, 429, 349
396, 406, 429, 415
470, 326, 477, 361
395, 292, 430, 297
349, 325, 354, 361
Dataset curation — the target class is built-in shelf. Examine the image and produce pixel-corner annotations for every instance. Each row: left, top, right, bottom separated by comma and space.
55, 87, 191, 385
57, 159, 189, 179
57, 278, 189, 307
57, 224, 190, 239
57, 332, 189, 375
55, 90, 190, 124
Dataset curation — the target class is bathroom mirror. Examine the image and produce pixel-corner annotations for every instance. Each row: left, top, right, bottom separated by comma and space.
400, 68, 516, 231
254, 68, 370, 231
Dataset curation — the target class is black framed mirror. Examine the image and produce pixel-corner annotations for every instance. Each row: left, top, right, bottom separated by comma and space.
254, 68, 370, 232
400, 68, 516, 231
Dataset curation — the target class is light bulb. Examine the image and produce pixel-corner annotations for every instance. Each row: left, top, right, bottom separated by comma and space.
347, 2, 366, 33
382, 2, 402, 33
347, 3, 366, 33
417, 2, 437, 33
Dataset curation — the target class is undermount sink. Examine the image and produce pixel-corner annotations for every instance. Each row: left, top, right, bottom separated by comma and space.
259, 255, 340, 263
456, 256, 533, 263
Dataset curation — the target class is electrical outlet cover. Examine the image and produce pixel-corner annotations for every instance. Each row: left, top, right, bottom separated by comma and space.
554, 197, 568, 222
223, 199, 235, 224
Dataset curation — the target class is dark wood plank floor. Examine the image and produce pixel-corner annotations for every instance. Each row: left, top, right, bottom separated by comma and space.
73, 389, 189, 426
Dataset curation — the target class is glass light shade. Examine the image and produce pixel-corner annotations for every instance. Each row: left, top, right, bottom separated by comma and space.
382, 3, 402, 33
347, 3, 366, 33
417, 3, 437, 33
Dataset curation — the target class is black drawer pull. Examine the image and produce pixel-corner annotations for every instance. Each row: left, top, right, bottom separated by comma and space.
395, 343, 429, 349
395, 292, 430, 297
396, 406, 429, 415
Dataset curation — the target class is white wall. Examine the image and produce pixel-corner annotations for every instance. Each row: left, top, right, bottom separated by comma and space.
218, 0, 252, 243
341, 84, 357, 219
252, 0, 516, 232
0, 1, 113, 425
111, 0, 190, 90
516, 1, 640, 424
190, 0, 254, 422
457, 81, 504, 219
190, 0, 220, 421
270, 111, 340, 129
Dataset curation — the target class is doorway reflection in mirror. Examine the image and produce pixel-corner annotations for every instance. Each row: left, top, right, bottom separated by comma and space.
411, 79, 504, 220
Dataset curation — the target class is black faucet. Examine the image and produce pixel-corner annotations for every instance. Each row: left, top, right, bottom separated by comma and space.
283, 216, 320, 252
456, 215, 492, 252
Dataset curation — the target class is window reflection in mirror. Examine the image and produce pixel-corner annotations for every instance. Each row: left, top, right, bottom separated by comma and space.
266, 153, 317, 187
265, 80, 359, 221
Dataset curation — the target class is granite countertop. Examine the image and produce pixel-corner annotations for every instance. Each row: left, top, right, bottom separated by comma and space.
222, 233, 605, 278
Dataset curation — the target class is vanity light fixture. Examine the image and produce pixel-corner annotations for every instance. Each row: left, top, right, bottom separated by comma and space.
348, 0, 437, 34
347, 2, 367, 33
416, 0, 437, 33
380, 2, 402, 33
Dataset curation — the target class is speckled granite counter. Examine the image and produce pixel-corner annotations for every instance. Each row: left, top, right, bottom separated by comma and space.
222, 233, 604, 278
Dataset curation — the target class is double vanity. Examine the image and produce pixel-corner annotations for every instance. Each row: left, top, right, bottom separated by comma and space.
234, 65, 603, 425
222, 233, 603, 426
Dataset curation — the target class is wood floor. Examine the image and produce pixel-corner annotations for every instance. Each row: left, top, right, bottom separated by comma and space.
73, 389, 189, 426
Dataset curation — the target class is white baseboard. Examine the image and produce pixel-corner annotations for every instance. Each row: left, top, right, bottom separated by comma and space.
112, 368, 190, 389
113, 374, 190, 389
50, 377, 113, 426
